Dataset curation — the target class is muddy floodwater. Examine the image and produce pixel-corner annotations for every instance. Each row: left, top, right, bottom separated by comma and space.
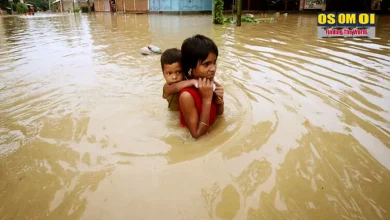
0, 13, 389, 219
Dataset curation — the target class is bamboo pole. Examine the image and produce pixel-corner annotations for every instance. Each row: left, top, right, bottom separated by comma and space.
231, 0, 234, 21
236, 0, 241, 26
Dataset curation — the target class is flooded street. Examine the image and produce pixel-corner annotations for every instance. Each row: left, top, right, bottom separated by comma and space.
0, 13, 389, 219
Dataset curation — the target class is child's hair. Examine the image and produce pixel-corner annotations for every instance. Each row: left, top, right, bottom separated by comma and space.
181, 34, 219, 77
160, 48, 182, 71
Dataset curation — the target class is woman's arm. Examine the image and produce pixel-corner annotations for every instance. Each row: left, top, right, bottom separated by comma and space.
179, 78, 214, 139
179, 92, 212, 139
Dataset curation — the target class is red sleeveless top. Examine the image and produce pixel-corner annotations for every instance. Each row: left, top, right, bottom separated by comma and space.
178, 87, 217, 127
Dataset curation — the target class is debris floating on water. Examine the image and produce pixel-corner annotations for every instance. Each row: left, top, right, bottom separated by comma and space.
140, 45, 162, 55
147, 45, 162, 54
224, 15, 276, 24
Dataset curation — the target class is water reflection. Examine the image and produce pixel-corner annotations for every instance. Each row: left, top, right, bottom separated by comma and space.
201, 182, 221, 218
248, 121, 390, 220
216, 184, 240, 220
2, 16, 28, 44
234, 159, 272, 197
0, 138, 113, 219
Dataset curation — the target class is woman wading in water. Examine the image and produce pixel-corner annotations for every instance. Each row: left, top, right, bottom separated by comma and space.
178, 35, 224, 139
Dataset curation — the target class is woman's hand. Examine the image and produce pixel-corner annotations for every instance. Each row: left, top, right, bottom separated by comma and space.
198, 78, 213, 102
214, 81, 224, 105
179, 78, 214, 139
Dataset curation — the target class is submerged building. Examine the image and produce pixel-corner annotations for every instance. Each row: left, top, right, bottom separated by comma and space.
90, 0, 389, 13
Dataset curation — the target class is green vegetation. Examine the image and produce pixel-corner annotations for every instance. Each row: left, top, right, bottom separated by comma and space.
1, 0, 50, 13
15, 2, 28, 14
27, 0, 49, 11
0, 0, 9, 10
213, 0, 224, 25
74, 7, 80, 13
80, 5, 89, 13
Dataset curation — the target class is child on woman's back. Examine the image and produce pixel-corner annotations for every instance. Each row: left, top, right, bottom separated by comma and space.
161, 48, 197, 111
178, 34, 225, 138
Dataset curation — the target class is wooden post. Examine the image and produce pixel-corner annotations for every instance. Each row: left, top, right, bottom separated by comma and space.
285, 0, 288, 10
236, 0, 241, 26
10, 2, 14, 15
231, 0, 234, 21
248, 0, 250, 11
212, 0, 214, 21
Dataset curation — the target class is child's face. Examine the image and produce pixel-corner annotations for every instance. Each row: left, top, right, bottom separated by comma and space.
193, 52, 217, 80
163, 62, 184, 84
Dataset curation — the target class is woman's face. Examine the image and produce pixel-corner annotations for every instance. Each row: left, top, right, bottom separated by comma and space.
192, 52, 217, 80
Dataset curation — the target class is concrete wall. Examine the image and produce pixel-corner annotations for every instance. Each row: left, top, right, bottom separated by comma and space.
95, 0, 148, 12
149, 0, 212, 12
122, 0, 148, 12
58, 1, 75, 12
94, 0, 110, 11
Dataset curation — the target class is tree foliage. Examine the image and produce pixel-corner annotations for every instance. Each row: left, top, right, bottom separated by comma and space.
0, 0, 10, 9
1, 0, 50, 11
27, 0, 50, 11
213, 0, 224, 25
15, 2, 28, 13
80, 5, 89, 13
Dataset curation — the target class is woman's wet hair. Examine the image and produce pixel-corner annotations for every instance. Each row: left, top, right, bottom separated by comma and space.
181, 34, 218, 77
160, 48, 182, 71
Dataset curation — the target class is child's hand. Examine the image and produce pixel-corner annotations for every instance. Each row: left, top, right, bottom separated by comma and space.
215, 97, 224, 105
214, 81, 224, 105
194, 80, 216, 91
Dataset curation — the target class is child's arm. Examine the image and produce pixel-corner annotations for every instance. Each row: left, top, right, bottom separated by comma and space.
216, 98, 224, 115
163, 79, 198, 98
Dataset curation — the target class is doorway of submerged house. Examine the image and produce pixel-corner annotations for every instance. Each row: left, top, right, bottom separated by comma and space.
109, 0, 116, 12
286, 0, 300, 10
